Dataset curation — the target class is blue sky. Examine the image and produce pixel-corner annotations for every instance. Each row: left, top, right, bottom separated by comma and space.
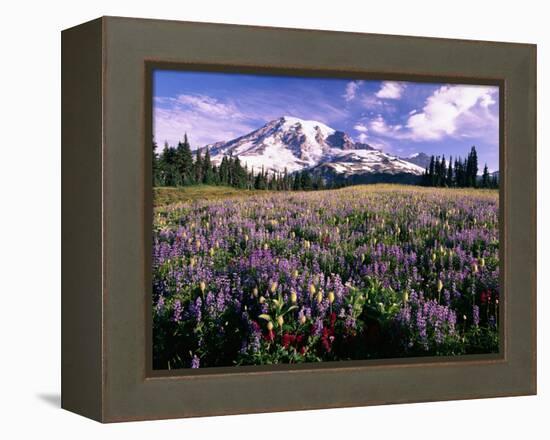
153, 69, 499, 171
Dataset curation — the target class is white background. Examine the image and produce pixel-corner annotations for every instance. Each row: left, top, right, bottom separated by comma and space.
0, 0, 547, 437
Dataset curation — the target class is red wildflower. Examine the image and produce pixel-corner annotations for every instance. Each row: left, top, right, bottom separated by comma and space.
330, 312, 337, 328
251, 320, 261, 332
282, 333, 296, 348
481, 290, 492, 305
282, 333, 306, 350
264, 329, 275, 342
318, 313, 338, 352
321, 327, 335, 352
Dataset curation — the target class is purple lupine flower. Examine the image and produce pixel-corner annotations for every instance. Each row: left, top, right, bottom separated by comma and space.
344, 316, 356, 330
312, 318, 324, 336
473, 305, 480, 327
416, 308, 428, 349
191, 355, 200, 368
156, 295, 165, 312
172, 300, 183, 322
188, 297, 202, 322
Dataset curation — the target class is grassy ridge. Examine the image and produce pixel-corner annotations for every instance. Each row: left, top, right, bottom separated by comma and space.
154, 184, 498, 207
154, 185, 269, 206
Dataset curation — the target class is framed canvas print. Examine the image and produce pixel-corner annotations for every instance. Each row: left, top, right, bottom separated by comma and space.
62, 16, 536, 422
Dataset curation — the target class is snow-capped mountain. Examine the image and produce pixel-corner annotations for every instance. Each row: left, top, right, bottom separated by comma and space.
402, 152, 431, 169
205, 116, 424, 178
312, 149, 426, 176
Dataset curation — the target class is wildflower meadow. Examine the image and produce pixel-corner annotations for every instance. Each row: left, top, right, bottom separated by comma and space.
152, 185, 499, 369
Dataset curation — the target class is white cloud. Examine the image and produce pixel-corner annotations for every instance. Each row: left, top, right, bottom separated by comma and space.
357, 133, 369, 143
370, 115, 402, 135
153, 94, 256, 149
354, 122, 369, 143
376, 81, 405, 99
154, 94, 261, 149
361, 94, 398, 113
370, 115, 389, 134
364, 115, 408, 145
480, 93, 496, 108
175, 94, 243, 118
406, 85, 498, 141
362, 96, 380, 108
356, 84, 498, 157
343, 80, 363, 101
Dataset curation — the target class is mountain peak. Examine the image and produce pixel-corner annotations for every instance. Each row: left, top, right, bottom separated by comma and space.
277, 116, 335, 135
205, 116, 424, 177
401, 152, 431, 169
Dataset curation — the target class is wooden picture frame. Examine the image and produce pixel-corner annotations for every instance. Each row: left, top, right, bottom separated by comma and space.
62, 16, 536, 422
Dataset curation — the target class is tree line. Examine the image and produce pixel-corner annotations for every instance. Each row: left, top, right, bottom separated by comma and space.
153, 136, 326, 191
154, 137, 498, 191
421, 146, 498, 188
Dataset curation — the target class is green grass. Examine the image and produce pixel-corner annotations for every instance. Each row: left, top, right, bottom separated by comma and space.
154, 185, 268, 206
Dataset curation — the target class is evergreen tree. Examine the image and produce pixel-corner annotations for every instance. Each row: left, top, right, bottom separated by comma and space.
454, 157, 463, 187
152, 140, 160, 186
255, 165, 267, 190
428, 156, 436, 186
282, 168, 290, 191
219, 156, 229, 185
422, 167, 429, 186
211, 165, 220, 185
440, 155, 447, 187
160, 143, 178, 186
434, 156, 442, 186
421, 150, 483, 188
194, 149, 203, 183
231, 157, 247, 188
292, 172, 301, 191
300, 170, 313, 190
481, 164, 490, 188
245, 164, 250, 186
267, 172, 275, 190
466, 146, 478, 187
312, 173, 320, 190
175, 134, 194, 185
446, 156, 454, 187
471, 146, 478, 187
202, 147, 213, 184
248, 167, 255, 190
